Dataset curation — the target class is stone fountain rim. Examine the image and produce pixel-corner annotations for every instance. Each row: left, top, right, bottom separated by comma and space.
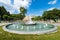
2, 23, 57, 34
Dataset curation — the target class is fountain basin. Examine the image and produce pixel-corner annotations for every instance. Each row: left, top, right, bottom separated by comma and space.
25, 22, 36, 25
3, 22, 57, 34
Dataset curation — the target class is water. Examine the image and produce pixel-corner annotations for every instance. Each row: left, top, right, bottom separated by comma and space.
6, 23, 55, 31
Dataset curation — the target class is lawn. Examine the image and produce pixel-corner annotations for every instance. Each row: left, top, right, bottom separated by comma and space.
0, 26, 60, 40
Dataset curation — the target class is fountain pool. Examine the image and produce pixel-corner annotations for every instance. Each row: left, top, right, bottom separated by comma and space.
3, 22, 57, 34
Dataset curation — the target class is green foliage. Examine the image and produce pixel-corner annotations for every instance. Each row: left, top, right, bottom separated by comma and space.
0, 6, 27, 21
11, 14, 19, 20
20, 7, 27, 14
32, 16, 42, 21
3, 15, 8, 20
19, 7, 27, 20
42, 8, 60, 22
19, 14, 25, 20
3, 15, 12, 21
10, 14, 25, 20
0, 6, 10, 20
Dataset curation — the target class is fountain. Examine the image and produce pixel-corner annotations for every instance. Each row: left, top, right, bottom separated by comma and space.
21, 26, 23, 29
27, 27, 29, 30
3, 15, 57, 34
17, 26, 19, 29
46, 24, 48, 26
24, 15, 36, 25
34, 26, 35, 30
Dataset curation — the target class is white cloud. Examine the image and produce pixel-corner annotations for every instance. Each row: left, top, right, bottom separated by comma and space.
13, 0, 32, 13
47, 7, 55, 10
0, 0, 11, 5
0, 0, 32, 14
48, 0, 57, 4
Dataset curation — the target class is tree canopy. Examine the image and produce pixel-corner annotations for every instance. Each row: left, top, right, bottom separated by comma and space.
32, 16, 42, 21
0, 6, 10, 20
19, 7, 27, 20
0, 6, 27, 21
42, 8, 60, 22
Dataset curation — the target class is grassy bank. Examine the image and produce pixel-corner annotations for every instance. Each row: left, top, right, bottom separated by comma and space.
0, 26, 60, 40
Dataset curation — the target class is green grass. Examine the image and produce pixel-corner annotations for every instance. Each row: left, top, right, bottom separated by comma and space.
0, 26, 60, 40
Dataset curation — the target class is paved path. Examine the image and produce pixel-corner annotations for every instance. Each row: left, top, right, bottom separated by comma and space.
0, 23, 11, 26
53, 23, 60, 26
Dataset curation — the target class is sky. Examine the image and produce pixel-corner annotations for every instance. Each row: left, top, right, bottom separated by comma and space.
0, 0, 60, 16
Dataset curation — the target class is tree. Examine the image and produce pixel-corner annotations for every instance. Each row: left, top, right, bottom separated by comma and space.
42, 11, 48, 21
3, 15, 13, 21
20, 7, 27, 15
32, 16, 42, 21
42, 8, 60, 22
19, 7, 27, 20
3, 15, 9, 21
0, 6, 10, 20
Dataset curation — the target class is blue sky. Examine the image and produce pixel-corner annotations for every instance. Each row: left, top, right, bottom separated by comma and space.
0, 0, 60, 16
